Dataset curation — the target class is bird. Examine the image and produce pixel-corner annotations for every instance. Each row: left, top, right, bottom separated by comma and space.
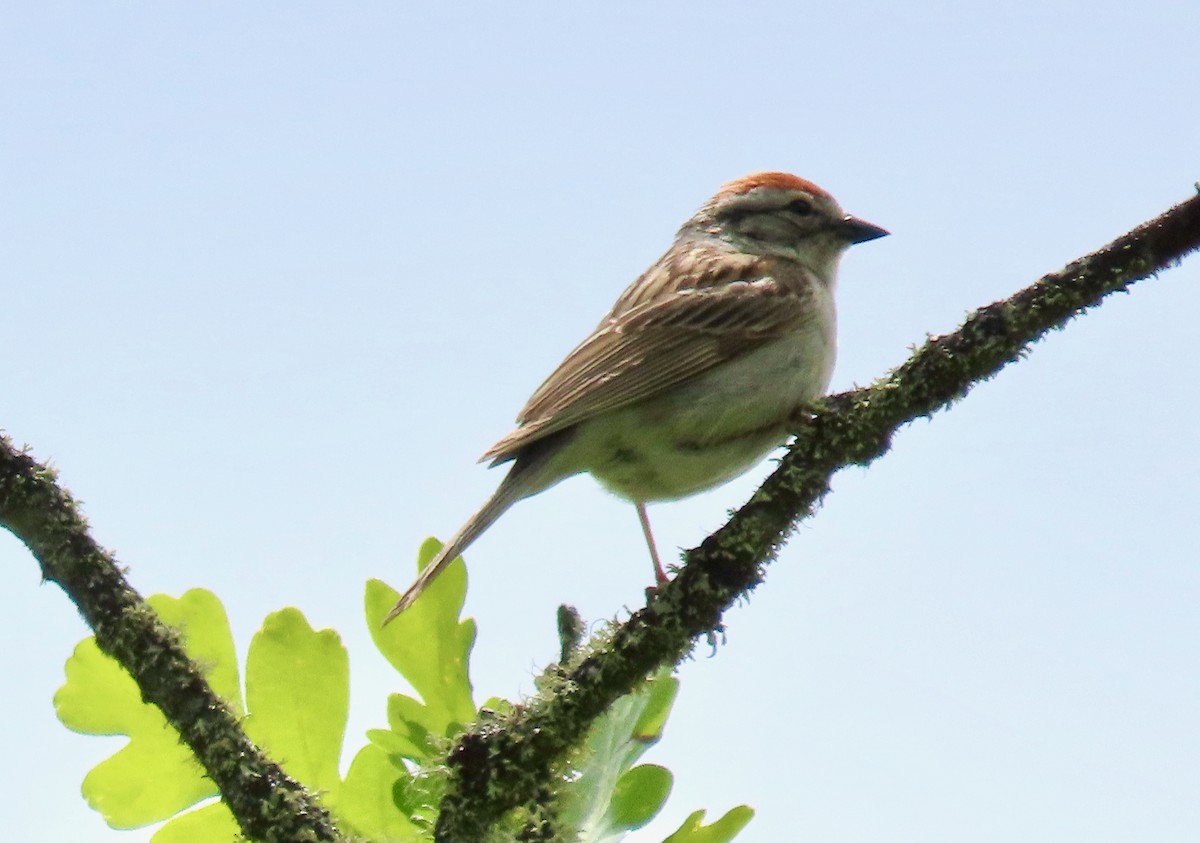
384, 172, 887, 622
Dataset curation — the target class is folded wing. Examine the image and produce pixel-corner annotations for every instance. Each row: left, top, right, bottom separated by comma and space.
482, 265, 816, 465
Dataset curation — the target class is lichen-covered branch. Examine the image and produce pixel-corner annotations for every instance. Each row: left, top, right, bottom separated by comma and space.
0, 444, 349, 843
433, 188, 1200, 841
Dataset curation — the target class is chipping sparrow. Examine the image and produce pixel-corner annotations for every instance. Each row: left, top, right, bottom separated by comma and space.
384, 172, 886, 622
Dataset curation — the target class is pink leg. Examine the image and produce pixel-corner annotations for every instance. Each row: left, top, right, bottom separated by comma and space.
637, 501, 669, 584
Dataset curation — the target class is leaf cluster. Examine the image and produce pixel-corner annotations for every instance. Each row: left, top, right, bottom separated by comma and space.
56, 539, 752, 842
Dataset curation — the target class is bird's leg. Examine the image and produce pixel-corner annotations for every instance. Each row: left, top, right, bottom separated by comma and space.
636, 501, 669, 584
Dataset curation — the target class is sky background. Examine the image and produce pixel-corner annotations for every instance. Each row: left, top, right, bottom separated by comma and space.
3, 3, 1198, 841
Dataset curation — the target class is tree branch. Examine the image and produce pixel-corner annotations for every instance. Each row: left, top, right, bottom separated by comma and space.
433, 187, 1200, 841
0, 445, 349, 843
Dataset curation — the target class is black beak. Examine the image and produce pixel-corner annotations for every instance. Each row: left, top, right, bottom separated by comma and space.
838, 215, 889, 244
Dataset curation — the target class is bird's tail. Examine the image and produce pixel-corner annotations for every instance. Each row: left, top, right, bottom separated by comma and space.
382, 444, 563, 624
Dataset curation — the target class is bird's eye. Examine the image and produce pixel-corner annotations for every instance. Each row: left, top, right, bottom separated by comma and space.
785, 199, 814, 216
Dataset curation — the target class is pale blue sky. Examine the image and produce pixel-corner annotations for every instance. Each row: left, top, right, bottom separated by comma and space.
3, 3, 1198, 841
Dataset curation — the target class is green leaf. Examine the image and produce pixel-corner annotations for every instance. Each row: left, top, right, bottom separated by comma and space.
561, 670, 680, 842
149, 803, 238, 843
631, 673, 679, 741
382, 692, 443, 761
662, 807, 755, 843
367, 538, 477, 732
611, 764, 672, 830
329, 744, 424, 841
243, 608, 349, 790
74, 721, 216, 830
558, 668, 751, 843
54, 590, 238, 828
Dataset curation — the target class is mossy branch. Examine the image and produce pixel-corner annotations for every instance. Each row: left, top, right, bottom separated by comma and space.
0, 445, 350, 843
432, 187, 1200, 841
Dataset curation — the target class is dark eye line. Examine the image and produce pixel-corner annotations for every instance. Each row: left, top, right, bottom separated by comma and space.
719, 198, 812, 222
717, 207, 753, 223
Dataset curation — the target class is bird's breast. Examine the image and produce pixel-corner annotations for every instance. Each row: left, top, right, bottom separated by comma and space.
564, 303, 836, 502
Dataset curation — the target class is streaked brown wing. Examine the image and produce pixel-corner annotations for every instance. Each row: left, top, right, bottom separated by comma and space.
481, 271, 815, 464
